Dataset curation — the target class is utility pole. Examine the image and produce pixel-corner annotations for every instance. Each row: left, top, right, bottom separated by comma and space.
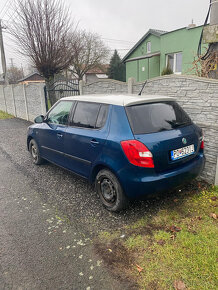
203, 0, 218, 79
0, 19, 9, 84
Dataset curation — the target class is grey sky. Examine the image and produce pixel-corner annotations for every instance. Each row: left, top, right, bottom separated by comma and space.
0, 0, 210, 73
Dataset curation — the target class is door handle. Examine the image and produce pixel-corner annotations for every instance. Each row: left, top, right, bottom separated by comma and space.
57, 133, 63, 138
90, 139, 99, 145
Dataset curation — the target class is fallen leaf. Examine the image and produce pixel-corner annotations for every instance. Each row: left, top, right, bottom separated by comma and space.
210, 213, 217, 220
169, 225, 181, 232
170, 234, 176, 241
136, 264, 143, 273
196, 216, 202, 220
108, 248, 112, 252
173, 280, 186, 290
96, 260, 102, 266
211, 196, 217, 201
157, 239, 166, 246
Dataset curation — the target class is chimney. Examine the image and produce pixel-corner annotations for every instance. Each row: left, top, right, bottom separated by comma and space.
187, 19, 196, 29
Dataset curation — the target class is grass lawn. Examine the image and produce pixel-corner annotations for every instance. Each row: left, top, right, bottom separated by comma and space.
0, 110, 14, 119
96, 183, 218, 289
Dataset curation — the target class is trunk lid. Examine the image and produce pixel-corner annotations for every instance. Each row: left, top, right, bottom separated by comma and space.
135, 125, 201, 172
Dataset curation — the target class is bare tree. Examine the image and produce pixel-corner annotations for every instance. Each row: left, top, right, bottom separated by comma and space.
7, 66, 24, 84
10, 0, 75, 105
69, 30, 109, 80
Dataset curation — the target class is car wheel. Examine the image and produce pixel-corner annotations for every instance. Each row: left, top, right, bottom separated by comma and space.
95, 169, 128, 212
29, 139, 44, 165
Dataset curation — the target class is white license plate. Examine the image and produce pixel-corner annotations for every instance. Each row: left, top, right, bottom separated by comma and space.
171, 144, 195, 161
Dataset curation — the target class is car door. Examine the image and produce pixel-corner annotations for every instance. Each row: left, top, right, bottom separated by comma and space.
64, 101, 110, 178
39, 100, 75, 166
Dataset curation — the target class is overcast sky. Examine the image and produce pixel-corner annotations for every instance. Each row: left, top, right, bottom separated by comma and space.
0, 0, 210, 74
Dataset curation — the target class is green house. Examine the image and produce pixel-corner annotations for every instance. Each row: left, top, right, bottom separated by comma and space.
122, 25, 206, 82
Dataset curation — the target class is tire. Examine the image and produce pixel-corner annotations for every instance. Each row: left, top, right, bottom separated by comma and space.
95, 169, 129, 212
29, 139, 44, 165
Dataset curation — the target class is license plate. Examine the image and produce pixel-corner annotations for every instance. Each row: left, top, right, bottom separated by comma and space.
171, 144, 195, 161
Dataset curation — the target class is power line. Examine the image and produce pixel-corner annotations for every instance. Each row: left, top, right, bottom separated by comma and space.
102, 37, 135, 44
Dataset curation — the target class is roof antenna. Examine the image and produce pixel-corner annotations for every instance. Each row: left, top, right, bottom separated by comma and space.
138, 80, 147, 96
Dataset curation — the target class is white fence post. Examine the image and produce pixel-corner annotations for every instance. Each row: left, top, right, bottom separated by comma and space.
40, 84, 47, 115
215, 156, 218, 186
128, 77, 134, 94
1, 85, 7, 113
11, 84, 17, 117
23, 84, 29, 121
79, 80, 84, 95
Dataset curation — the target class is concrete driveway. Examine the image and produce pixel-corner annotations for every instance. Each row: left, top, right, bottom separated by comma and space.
0, 118, 155, 290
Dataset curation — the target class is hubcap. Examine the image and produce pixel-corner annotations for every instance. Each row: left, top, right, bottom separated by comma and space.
100, 178, 117, 204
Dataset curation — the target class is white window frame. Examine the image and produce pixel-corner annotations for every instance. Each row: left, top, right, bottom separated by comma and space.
166, 52, 182, 74
147, 42, 151, 53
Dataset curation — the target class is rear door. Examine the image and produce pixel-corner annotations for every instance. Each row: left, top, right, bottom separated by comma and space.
64, 101, 110, 177
125, 101, 202, 172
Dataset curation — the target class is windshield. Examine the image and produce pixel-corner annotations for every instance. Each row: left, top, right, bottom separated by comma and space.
126, 101, 192, 135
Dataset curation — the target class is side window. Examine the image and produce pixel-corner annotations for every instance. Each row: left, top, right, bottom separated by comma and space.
47, 101, 74, 125
96, 104, 109, 129
72, 102, 100, 129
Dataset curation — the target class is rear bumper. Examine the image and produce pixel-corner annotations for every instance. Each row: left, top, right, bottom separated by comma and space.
121, 153, 205, 199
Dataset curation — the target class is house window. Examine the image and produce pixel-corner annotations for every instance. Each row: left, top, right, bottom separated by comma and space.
147, 42, 151, 53
166, 52, 182, 74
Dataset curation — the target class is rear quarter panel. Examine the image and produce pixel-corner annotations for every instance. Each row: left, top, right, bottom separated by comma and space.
91, 105, 139, 188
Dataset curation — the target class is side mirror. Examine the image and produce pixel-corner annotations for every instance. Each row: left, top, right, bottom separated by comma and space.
34, 115, 44, 123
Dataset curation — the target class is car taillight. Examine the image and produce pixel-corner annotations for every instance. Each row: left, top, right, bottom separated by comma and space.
120, 140, 154, 168
200, 137, 204, 149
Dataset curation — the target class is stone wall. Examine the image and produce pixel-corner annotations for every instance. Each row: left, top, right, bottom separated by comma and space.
82, 79, 128, 95
133, 75, 218, 184
0, 83, 46, 122
80, 75, 218, 184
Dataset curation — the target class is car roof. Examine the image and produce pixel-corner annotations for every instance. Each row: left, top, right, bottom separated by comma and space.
61, 94, 176, 106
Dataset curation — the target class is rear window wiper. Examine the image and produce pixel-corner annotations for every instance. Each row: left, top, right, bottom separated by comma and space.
167, 120, 188, 128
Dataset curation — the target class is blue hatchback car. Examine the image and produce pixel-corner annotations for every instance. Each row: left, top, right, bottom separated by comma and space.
27, 95, 205, 211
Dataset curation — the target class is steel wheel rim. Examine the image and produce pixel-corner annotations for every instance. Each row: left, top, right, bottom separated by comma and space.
100, 178, 117, 205
31, 144, 38, 162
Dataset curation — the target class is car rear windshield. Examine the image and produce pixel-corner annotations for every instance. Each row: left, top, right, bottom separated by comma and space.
125, 101, 192, 135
